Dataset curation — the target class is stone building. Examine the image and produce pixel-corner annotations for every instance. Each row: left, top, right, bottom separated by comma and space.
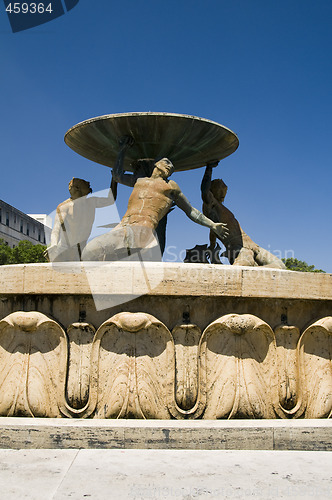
0, 199, 49, 248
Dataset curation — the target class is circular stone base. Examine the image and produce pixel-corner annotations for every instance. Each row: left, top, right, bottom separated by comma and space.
0, 263, 331, 420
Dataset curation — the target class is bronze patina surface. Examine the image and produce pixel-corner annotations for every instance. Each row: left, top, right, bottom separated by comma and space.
64, 112, 239, 172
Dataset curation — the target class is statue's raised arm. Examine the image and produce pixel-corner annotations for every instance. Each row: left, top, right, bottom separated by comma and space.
112, 135, 136, 188
201, 161, 219, 204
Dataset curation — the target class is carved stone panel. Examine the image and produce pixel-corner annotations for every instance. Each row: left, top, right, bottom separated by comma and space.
297, 317, 332, 419
0, 306, 331, 420
90, 312, 174, 419
274, 324, 301, 417
201, 314, 278, 419
172, 324, 201, 412
0, 311, 67, 417
65, 322, 95, 411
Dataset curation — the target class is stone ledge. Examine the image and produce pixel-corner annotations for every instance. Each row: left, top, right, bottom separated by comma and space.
0, 262, 331, 301
1, 418, 331, 451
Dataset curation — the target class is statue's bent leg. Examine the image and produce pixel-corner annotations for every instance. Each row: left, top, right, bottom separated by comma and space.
232, 247, 256, 267
50, 245, 81, 263
81, 233, 117, 261
255, 247, 286, 269
82, 226, 162, 262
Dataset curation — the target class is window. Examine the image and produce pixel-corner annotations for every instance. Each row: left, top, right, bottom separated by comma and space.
27, 223, 30, 236
6, 212, 9, 226
0, 208, 2, 223
20, 220, 23, 233
38, 232, 41, 242
14, 215, 16, 223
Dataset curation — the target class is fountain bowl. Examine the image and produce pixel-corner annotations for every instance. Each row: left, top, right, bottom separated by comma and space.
64, 112, 239, 172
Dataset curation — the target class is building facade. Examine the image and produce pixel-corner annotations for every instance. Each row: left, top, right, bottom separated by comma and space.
0, 200, 49, 248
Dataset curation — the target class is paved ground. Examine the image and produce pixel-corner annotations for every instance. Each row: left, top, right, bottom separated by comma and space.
0, 449, 331, 500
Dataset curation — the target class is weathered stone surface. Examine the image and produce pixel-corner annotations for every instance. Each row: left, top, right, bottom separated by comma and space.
0, 310, 331, 419
200, 314, 278, 419
0, 311, 67, 417
0, 263, 332, 419
66, 322, 95, 411
275, 324, 301, 416
1, 418, 332, 450
90, 312, 173, 419
296, 317, 332, 419
1, 263, 331, 302
172, 324, 201, 412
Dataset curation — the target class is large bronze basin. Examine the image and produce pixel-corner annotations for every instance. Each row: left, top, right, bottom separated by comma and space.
64, 112, 239, 172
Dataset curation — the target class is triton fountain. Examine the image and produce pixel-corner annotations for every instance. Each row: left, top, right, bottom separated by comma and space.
0, 112, 332, 425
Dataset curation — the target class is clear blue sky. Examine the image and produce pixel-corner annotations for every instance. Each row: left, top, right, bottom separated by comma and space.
1, 0, 331, 271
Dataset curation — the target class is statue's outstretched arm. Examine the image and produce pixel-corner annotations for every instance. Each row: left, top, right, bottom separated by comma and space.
112, 135, 136, 188
174, 189, 229, 240
91, 174, 119, 207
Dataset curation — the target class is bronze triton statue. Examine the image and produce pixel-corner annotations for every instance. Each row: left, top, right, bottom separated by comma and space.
82, 139, 229, 261
201, 163, 286, 269
110, 136, 171, 255
47, 176, 116, 262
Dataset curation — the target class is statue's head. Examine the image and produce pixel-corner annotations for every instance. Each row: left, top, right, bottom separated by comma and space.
152, 158, 175, 179
131, 159, 155, 177
210, 179, 228, 202
68, 178, 92, 199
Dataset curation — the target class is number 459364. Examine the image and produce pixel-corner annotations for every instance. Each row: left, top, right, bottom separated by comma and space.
6, 3, 53, 14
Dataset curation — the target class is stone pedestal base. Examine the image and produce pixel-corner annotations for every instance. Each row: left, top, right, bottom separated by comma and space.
0, 263, 331, 419
1, 418, 332, 451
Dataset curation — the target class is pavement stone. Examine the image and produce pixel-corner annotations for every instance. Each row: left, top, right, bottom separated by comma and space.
0, 449, 332, 500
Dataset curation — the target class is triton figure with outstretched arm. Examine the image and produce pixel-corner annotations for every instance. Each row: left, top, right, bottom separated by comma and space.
82, 139, 229, 261
47, 174, 116, 262
111, 136, 171, 254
